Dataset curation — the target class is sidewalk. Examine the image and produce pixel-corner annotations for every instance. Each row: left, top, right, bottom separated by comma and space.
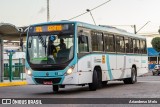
0, 80, 27, 87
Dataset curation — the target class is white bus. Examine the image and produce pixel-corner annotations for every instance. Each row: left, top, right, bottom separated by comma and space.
25, 21, 148, 92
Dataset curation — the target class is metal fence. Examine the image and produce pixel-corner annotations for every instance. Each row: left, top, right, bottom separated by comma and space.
3, 58, 25, 81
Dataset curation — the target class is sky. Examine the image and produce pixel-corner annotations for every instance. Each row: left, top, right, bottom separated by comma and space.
1, 0, 160, 34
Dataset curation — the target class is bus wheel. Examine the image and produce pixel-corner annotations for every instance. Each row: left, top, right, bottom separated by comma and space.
52, 85, 59, 92
123, 67, 137, 84
89, 70, 98, 91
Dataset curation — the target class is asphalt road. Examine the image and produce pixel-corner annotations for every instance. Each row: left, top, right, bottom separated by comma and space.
1, 72, 160, 107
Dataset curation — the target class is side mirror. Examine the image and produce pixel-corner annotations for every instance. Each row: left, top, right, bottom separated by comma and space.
79, 35, 86, 43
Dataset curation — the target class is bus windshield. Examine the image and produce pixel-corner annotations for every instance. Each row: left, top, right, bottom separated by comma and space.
27, 32, 74, 66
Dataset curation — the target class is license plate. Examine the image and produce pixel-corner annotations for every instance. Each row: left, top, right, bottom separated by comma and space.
43, 81, 52, 85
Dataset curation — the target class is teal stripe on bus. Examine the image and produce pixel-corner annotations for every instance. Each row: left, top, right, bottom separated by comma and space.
106, 54, 112, 80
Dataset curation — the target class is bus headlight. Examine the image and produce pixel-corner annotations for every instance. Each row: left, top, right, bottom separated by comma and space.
66, 67, 74, 75
27, 70, 32, 75
25, 68, 32, 76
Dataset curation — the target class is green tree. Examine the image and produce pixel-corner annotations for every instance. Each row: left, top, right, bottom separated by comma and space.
151, 37, 160, 52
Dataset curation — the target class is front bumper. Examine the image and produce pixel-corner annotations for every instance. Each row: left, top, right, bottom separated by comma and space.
34, 77, 62, 84
32, 72, 79, 85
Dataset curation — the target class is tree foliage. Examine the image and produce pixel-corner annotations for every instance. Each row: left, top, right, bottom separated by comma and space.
151, 37, 160, 52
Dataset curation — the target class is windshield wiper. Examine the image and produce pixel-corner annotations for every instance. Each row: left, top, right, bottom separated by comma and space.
38, 34, 46, 47
38, 34, 47, 56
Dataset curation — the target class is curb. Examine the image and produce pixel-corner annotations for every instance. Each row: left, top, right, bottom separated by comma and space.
0, 81, 27, 87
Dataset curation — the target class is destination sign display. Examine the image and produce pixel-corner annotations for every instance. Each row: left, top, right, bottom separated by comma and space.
29, 24, 74, 33
35, 25, 62, 32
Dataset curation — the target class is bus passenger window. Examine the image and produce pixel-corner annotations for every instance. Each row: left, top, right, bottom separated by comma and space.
116, 36, 120, 52
91, 32, 97, 51
91, 32, 103, 52
116, 36, 125, 52
129, 38, 133, 53
120, 36, 125, 53
108, 35, 115, 52
144, 41, 147, 54
142, 40, 147, 54
97, 33, 103, 51
78, 36, 89, 53
136, 40, 140, 54
140, 40, 143, 54
104, 34, 109, 51
125, 37, 129, 53
133, 39, 137, 53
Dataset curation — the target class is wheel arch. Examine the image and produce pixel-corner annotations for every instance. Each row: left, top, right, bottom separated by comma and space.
132, 64, 137, 71
132, 64, 137, 76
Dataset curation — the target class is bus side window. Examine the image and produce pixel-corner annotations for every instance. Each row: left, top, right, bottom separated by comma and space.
116, 36, 125, 53
142, 40, 147, 54
116, 36, 120, 52
78, 36, 89, 53
91, 32, 97, 51
104, 34, 109, 51
133, 39, 137, 53
140, 40, 143, 54
125, 37, 129, 53
98, 33, 103, 51
91, 31, 103, 52
136, 39, 140, 54
120, 36, 125, 53
129, 38, 133, 53
108, 35, 115, 52
144, 40, 147, 54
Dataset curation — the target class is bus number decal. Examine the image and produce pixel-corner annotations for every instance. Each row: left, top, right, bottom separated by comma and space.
35, 27, 42, 32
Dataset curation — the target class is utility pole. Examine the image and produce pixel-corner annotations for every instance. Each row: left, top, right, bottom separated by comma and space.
158, 26, 160, 34
0, 38, 3, 82
47, 0, 50, 22
133, 25, 137, 34
6, 50, 15, 82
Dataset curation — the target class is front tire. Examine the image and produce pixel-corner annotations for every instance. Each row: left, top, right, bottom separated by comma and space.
89, 70, 98, 91
52, 85, 59, 92
124, 67, 137, 84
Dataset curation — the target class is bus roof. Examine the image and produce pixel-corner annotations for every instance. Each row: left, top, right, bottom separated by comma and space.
30, 21, 146, 39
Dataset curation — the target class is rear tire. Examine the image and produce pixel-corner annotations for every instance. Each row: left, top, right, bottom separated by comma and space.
89, 70, 98, 91
52, 85, 59, 92
124, 67, 137, 84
